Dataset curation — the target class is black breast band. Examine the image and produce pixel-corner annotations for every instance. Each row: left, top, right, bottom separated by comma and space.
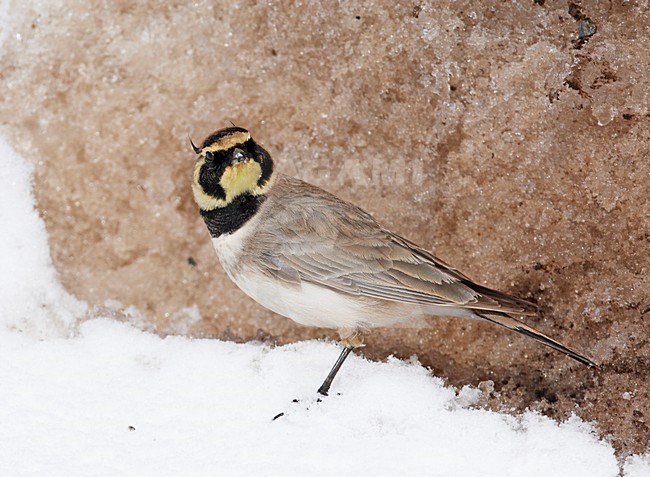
200, 194, 265, 237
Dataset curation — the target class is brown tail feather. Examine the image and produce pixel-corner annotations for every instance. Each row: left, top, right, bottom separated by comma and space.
475, 311, 599, 368
463, 281, 540, 315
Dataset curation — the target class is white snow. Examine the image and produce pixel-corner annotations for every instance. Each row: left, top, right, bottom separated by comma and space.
0, 138, 647, 476
626, 455, 650, 477
0, 139, 85, 338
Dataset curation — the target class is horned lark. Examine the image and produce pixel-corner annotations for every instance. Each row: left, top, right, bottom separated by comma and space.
191, 126, 597, 396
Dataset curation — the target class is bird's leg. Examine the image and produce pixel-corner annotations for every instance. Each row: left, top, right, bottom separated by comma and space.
272, 332, 364, 419
317, 330, 365, 396
317, 346, 353, 396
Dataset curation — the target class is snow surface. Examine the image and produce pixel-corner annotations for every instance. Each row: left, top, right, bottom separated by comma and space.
0, 138, 648, 476
0, 139, 84, 338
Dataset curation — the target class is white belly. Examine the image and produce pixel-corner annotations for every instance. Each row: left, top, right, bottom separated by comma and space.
230, 273, 372, 329
210, 227, 375, 330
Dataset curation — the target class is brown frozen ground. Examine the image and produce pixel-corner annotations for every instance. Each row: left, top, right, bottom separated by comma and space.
1, 0, 647, 455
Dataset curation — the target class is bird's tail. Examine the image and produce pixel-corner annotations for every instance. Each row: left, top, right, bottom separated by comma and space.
474, 310, 599, 368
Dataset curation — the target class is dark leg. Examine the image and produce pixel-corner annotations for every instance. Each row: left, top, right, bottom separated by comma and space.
317, 346, 354, 396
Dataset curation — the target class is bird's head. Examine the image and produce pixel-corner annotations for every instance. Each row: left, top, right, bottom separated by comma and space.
191, 127, 275, 210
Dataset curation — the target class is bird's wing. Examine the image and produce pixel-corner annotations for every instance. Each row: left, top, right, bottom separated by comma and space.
251, 176, 537, 316
251, 177, 601, 368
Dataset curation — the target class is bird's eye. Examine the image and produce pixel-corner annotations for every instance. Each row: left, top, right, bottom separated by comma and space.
205, 151, 215, 162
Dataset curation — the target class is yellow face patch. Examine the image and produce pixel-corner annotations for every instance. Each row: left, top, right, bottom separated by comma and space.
220, 160, 263, 202
191, 129, 275, 211
203, 131, 251, 153
191, 156, 275, 210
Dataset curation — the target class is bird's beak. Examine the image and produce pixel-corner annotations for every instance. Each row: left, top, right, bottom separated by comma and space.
230, 148, 248, 165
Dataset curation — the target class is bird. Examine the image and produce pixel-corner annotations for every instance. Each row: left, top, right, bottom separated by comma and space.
190, 126, 597, 396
